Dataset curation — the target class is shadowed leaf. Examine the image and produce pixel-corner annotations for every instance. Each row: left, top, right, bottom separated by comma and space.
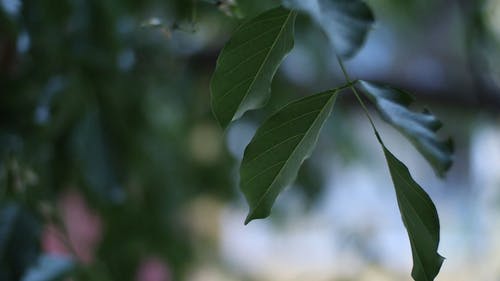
287, 0, 374, 58
375, 133, 444, 281
358, 81, 453, 176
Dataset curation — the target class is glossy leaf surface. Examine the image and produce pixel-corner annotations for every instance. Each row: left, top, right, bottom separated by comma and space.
211, 7, 297, 129
358, 81, 453, 176
241, 90, 337, 224
287, 0, 374, 58
376, 134, 444, 281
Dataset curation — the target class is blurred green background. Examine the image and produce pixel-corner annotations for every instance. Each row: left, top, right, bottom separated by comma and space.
1, 0, 500, 280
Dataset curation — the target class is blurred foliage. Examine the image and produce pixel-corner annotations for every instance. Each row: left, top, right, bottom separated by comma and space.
0, 203, 41, 280
0, 0, 241, 279
1, 0, 499, 280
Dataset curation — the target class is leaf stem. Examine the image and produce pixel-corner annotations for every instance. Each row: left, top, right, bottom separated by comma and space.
331, 80, 358, 93
335, 55, 377, 132
336, 55, 351, 83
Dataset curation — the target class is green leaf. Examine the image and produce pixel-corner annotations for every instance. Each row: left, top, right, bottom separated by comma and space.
211, 7, 297, 129
22, 255, 75, 281
358, 81, 453, 176
375, 133, 444, 281
241, 90, 337, 224
287, 0, 374, 58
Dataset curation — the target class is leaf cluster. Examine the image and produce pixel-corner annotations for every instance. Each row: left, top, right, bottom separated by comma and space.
210, 2, 454, 280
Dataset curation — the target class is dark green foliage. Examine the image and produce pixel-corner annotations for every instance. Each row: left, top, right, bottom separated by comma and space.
376, 134, 444, 281
211, 7, 296, 128
241, 90, 337, 224
210, 4, 453, 281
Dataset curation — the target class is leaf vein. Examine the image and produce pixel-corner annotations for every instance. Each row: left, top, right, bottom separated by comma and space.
222, 26, 283, 57
221, 47, 271, 77
216, 77, 254, 102
257, 110, 322, 139
235, 14, 289, 33
241, 160, 286, 186
234, 11, 295, 118
243, 133, 306, 166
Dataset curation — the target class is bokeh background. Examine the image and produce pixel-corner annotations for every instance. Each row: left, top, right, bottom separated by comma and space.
1, 0, 500, 280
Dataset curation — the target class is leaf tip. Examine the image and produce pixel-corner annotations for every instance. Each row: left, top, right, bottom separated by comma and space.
244, 211, 259, 225
218, 119, 230, 131
244, 216, 252, 225
244, 207, 270, 225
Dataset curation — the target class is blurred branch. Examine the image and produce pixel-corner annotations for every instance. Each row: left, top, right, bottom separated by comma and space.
189, 50, 500, 113
458, 0, 500, 109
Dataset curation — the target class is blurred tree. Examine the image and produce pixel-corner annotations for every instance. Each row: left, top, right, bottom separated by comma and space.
1, 0, 240, 279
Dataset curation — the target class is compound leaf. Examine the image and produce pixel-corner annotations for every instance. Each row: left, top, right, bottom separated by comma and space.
358, 81, 453, 176
376, 133, 444, 281
211, 7, 297, 129
241, 90, 337, 224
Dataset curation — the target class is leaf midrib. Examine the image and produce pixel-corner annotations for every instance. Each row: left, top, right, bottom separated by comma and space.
244, 133, 305, 166
388, 154, 440, 231
400, 194, 437, 281
222, 26, 282, 58
233, 10, 295, 118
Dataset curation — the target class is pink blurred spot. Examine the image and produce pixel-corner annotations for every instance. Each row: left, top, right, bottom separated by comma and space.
135, 257, 171, 281
42, 190, 103, 264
